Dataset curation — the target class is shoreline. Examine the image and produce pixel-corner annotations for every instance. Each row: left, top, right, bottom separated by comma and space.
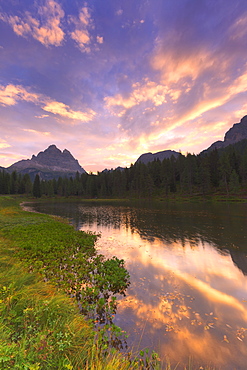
0, 196, 141, 370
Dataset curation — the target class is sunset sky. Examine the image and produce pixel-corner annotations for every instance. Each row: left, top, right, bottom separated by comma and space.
1, 0, 247, 172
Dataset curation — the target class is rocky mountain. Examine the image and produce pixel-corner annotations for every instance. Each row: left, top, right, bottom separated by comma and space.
2, 116, 247, 180
101, 166, 125, 173
136, 150, 180, 164
230, 249, 247, 276
203, 115, 247, 153
7, 144, 86, 180
137, 116, 247, 161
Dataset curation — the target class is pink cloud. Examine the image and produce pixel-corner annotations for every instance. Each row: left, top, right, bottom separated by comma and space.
1, 0, 65, 47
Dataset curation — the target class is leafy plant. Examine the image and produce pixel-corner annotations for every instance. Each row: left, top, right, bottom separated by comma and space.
1, 198, 130, 352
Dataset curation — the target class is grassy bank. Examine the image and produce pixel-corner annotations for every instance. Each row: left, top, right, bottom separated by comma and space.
24, 192, 247, 204
157, 192, 247, 203
0, 196, 155, 370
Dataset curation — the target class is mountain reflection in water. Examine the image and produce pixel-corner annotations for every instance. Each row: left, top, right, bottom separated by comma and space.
29, 200, 247, 369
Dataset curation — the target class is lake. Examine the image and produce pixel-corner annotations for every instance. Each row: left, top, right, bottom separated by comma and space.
27, 200, 247, 369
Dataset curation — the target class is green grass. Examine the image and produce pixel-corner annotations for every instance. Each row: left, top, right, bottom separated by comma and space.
0, 261, 146, 370
0, 265, 93, 369
157, 193, 247, 203
0, 196, 137, 369
0, 202, 93, 368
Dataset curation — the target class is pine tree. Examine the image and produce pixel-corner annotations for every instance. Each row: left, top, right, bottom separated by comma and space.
229, 169, 240, 193
33, 174, 41, 198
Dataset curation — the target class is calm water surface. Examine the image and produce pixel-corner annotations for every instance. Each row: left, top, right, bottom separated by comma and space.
28, 200, 247, 369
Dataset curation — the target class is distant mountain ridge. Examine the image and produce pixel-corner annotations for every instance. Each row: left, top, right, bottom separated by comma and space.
136, 116, 247, 163
102, 166, 125, 173
136, 150, 180, 164
7, 144, 86, 180
1, 116, 247, 179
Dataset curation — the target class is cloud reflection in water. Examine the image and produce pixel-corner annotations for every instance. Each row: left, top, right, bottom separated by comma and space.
85, 215, 247, 369
28, 201, 247, 369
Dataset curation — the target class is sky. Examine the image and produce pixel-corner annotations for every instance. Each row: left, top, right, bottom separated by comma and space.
1, 0, 247, 172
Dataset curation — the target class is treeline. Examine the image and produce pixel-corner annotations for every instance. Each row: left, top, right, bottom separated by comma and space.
1, 140, 247, 198
0, 171, 32, 195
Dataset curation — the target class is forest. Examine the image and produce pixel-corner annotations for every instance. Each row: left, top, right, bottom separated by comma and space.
1, 139, 247, 198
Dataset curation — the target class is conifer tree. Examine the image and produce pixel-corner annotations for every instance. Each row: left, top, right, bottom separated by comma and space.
33, 174, 41, 198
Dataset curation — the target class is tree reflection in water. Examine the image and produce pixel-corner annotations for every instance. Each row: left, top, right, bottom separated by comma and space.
28, 200, 247, 369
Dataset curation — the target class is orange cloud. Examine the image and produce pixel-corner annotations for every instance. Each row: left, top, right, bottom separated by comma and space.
33, 19, 65, 47
94, 228, 247, 366
69, 6, 94, 53
233, 104, 247, 119
96, 36, 104, 44
42, 101, 96, 122
229, 70, 247, 95
1, 0, 65, 47
70, 29, 90, 51
104, 79, 168, 115
0, 84, 40, 106
151, 45, 214, 83
35, 114, 50, 119
229, 12, 247, 40
103, 63, 247, 156
139, 65, 247, 150
0, 140, 11, 149
0, 84, 96, 123
78, 7, 91, 26
7, 15, 32, 36
22, 129, 51, 136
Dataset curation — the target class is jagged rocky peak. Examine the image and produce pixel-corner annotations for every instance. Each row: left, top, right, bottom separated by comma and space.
31, 144, 60, 160
8, 144, 86, 175
38, 145, 74, 165
224, 115, 247, 144
34, 145, 62, 165
136, 150, 180, 164
203, 115, 247, 153
62, 148, 75, 159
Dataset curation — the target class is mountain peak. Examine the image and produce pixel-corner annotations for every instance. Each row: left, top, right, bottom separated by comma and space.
8, 144, 86, 180
203, 115, 247, 153
47, 144, 61, 151
136, 150, 180, 164
62, 149, 74, 159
